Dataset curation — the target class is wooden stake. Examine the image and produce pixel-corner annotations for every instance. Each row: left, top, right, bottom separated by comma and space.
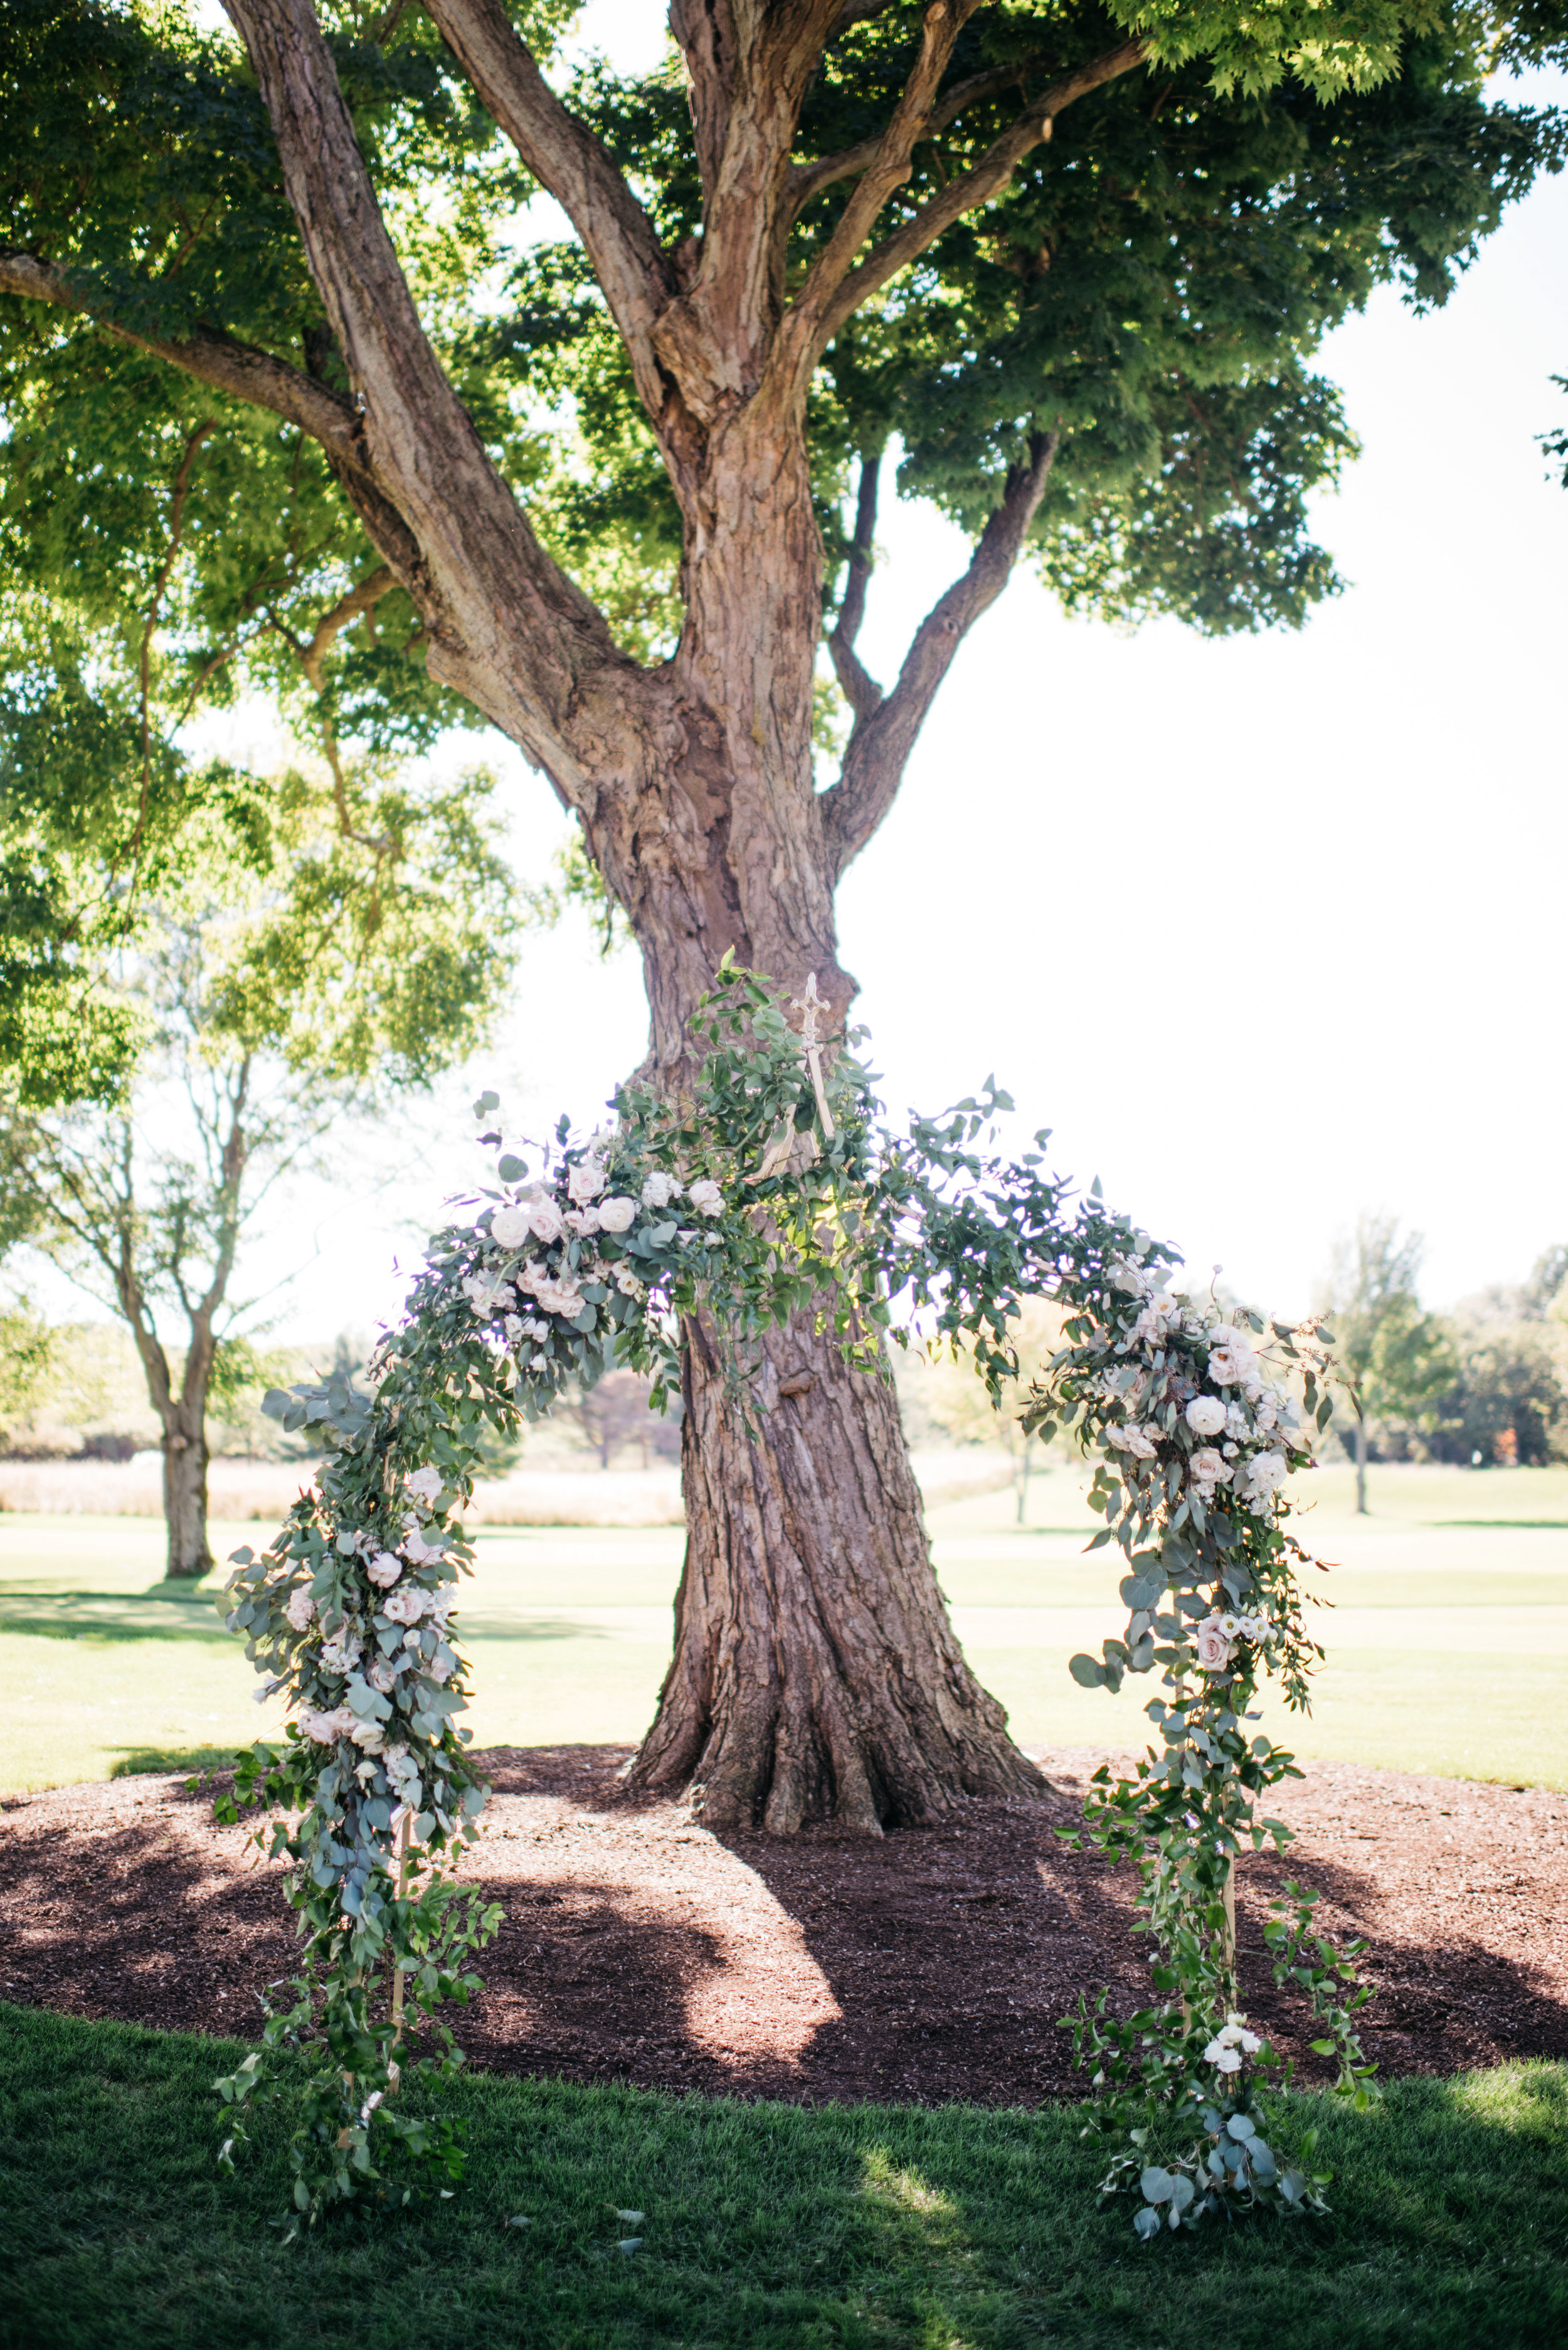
388, 1806, 411, 2092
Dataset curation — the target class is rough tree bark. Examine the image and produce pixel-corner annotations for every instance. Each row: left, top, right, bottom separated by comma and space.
9, 0, 1149, 1809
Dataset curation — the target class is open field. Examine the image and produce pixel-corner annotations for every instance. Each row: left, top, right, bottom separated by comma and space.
3, 2005, 1565, 2350
2, 1461, 1565, 1796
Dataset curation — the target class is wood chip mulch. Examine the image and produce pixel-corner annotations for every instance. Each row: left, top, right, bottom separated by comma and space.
2, 1745, 1564, 2105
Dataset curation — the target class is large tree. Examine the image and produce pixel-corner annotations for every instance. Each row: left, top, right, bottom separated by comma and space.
3, 0, 1564, 1829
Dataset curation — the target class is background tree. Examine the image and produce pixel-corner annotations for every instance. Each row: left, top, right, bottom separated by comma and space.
4, 0, 1565, 1825
0, 610, 524, 1573
897, 1297, 1065, 1523
1322, 1215, 1457, 1512
1424, 1245, 1568, 1466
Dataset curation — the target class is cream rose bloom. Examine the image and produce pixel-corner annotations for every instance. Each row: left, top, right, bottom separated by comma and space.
1109, 1423, 1158, 1459
525, 1195, 566, 1245
534, 1275, 584, 1319
489, 1204, 532, 1250
300, 1704, 359, 1744
686, 1176, 724, 1217
1195, 1614, 1232, 1671
381, 1587, 428, 1626
461, 1271, 512, 1317
1243, 1450, 1289, 1500
405, 1464, 443, 1504
566, 1159, 607, 1204
1209, 1327, 1259, 1386
596, 1194, 637, 1233
366, 1550, 403, 1590
640, 1170, 677, 1208
1188, 1447, 1231, 1489
1184, 1395, 1226, 1437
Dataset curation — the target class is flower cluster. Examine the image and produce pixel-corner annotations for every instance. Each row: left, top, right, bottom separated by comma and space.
1204, 2013, 1263, 2073
1030, 1244, 1379, 2240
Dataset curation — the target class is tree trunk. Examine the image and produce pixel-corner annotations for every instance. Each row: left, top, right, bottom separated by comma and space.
162, 1400, 213, 1580
1354, 1413, 1368, 1516
627, 1300, 1046, 1833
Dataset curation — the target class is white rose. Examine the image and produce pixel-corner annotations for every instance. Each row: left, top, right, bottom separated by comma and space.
597, 1195, 637, 1233
401, 1526, 445, 1566
615, 1267, 647, 1300
526, 1197, 565, 1245
405, 1465, 443, 1504
462, 1272, 512, 1318
1254, 1396, 1279, 1431
1194, 1615, 1232, 1671
1209, 1328, 1258, 1386
284, 1587, 315, 1632
686, 1177, 724, 1217
1188, 1447, 1231, 1489
1108, 1423, 1158, 1459
301, 1704, 358, 1745
489, 1204, 532, 1250
1243, 1450, 1288, 1499
640, 1171, 677, 1208
381, 1587, 427, 1627
1202, 2038, 1244, 2073
349, 1718, 386, 1753
366, 1551, 402, 1590
1184, 1396, 1226, 1437
565, 1206, 601, 1237
566, 1159, 607, 1204
534, 1276, 584, 1319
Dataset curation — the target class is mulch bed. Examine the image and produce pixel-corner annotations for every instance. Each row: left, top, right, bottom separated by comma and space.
3, 1747, 1565, 2105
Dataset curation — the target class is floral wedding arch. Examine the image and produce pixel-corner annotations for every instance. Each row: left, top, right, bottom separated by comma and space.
212, 964, 1375, 2241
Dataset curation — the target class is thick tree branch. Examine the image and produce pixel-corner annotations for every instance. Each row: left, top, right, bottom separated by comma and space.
828, 452, 884, 721
778, 37, 1147, 396
421, 0, 678, 423
0, 249, 364, 469
819, 432, 1059, 881
221, 0, 648, 779
654, 0, 847, 422
775, 0, 987, 386
789, 55, 1059, 213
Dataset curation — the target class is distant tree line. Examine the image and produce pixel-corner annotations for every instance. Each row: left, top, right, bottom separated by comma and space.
1323, 1217, 1567, 1505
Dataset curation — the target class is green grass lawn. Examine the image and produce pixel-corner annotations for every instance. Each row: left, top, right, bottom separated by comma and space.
2, 2005, 1564, 2350
3, 1460, 1565, 1795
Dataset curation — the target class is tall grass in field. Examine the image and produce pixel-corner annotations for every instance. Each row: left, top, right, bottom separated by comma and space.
0, 1448, 1015, 1528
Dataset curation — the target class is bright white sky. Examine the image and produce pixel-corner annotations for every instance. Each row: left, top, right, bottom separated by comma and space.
43, 11, 1568, 1350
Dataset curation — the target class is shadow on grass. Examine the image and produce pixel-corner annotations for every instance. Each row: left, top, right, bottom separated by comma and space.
2, 2002, 1565, 2350
108, 1744, 239, 1780
0, 1587, 232, 1644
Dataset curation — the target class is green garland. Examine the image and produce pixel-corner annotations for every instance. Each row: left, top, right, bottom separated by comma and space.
1025, 1253, 1379, 2233
210, 963, 1374, 2241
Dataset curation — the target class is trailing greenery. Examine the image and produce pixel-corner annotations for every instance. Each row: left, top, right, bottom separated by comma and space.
203, 965, 1371, 2242
209, 964, 1148, 2230
3, 2006, 1566, 2350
